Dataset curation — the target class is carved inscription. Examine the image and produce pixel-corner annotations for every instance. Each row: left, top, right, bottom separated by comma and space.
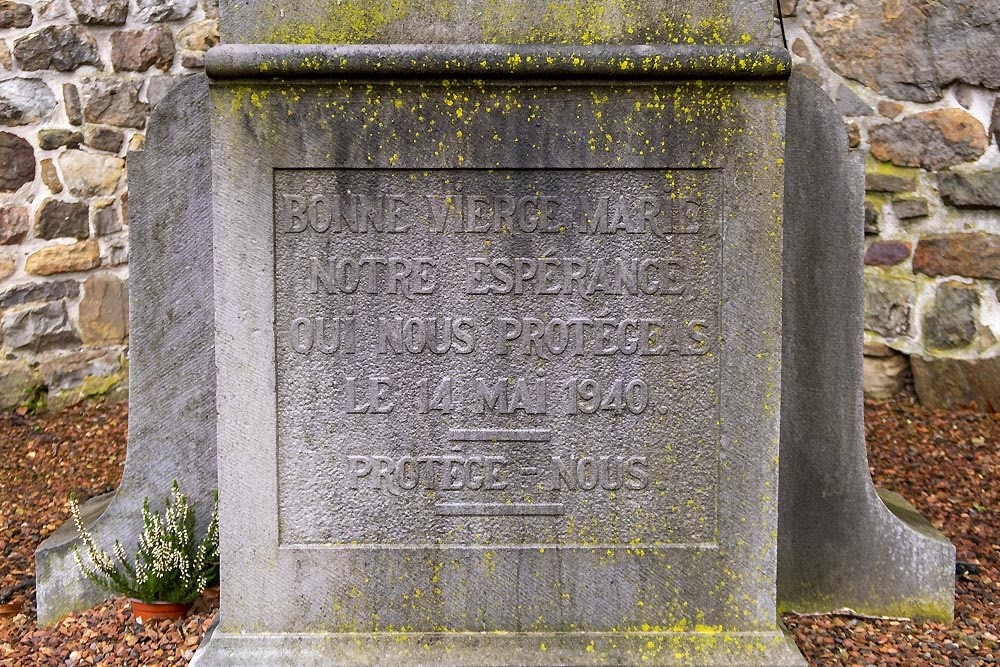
274, 169, 722, 546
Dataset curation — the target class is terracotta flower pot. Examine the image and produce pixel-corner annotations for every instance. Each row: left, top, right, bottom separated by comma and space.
129, 599, 191, 622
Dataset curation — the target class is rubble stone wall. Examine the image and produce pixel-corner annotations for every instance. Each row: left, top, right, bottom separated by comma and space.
0, 0, 996, 410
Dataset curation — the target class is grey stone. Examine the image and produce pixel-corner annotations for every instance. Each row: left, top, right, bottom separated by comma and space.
938, 170, 1000, 209
0, 206, 28, 244
36, 76, 216, 626
196, 39, 802, 666
37, 128, 83, 150
80, 78, 148, 129
0, 132, 34, 192
13, 25, 102, 72
145, 74, 185, 107
912, 355, 1000, 412
869, 109, 988, 170
63, 83, 82, 125
83, 124, 124, 152
863, 200, 879, 235
69, 0, 127, 24
779, 74, 954, 622
835, 84, 872, 116
136, 0, 196, 22
0, 2, 32, 28
893, 197, 929, 220
180, 52, 203, 69
808, 0, 1000, 102
111, 27, 175, 72
1, 300, 79, 352
35, 199, 89, 240
0, 77, 56, 125
0, 279, 79, 308
923, 281, 978, 350
0, 358, 40, 409
92, 199, 121, 235
39, 348, 120, 392
864, 275, 914, 337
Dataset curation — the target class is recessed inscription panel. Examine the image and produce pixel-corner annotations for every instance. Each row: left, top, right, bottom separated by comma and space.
274, 169, 722, 547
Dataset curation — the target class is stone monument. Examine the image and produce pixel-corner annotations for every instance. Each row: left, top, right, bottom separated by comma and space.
195, 1, 805, 664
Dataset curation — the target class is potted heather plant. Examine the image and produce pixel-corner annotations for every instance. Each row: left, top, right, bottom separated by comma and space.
69, 481, 219, 622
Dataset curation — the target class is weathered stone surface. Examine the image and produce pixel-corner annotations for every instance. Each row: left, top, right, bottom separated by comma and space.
127, 133, 144, 151
0, 40, 11, 70
912, 356, 1000, 411
992, 97, 1000, 146
80, 78, 148, 128
62, 83, 82, 125
37, 128, 82, 150
869, 109, 988, 170
864, 275, 914, 336
145, 75, 183, 107
0, 206, 28, 244
0, 132, 33, 191
954, 84, 976, 110
177, 19, 219, 51
58, 150, 124, 197
78, 273, 127, 345
913, 233, 1000, 280
0, 279, 79, 308
0, 77, 56, 125
864, 240, 910, 266
13, 25, 101, 72
790, 37, 809, 60
863, 351, 909, 400
864, 200, 879, 235
0, 358, 40, 409
83, 124, 123, 152
938, 170, 1000, 209
35, 199, 89, 240
893, 197, 928, 219
0, 255, 14, 282
0, 2, 32, 28
835, 84, 872, 116
40, 158, 62, 193
69, 0, 127, 24
179, 52, 203, 69
777, 0, 797, 16
136, 0, 196, 22
780, 74, 954, 624
25, 240, 100, 275
39, 349, 120, 393
103, 239, 127, 265
110, 27, 174, 72
1, 300, 79, 352
36, 0, 69, 20
92, 198, 120, 235
808, 0, 1000, 102
877, 100, 903, 119
846, 121, 860, 148
864, 158, 917, 192
923, 281, 979, 350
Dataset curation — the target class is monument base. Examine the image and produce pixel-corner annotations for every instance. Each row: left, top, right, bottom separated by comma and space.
193, 628, 806, 666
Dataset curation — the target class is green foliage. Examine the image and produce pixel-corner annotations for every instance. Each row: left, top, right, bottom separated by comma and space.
70, 482, 219, 604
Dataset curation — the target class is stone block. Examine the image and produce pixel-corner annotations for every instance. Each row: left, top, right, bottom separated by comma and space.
877, 100, 903, 119
0, 206, 28, 244
25, 240, 100, 276
835, 83, 872, 116
0, 77, 56, 125
69, 0, 127, 24
0, 133, 34, 192
111, 27, 174, 72
864, 275, 914, 337
870, 109, 988, 170
992, 97, 1000, 147
38, 348, 120, 392
864, 240, 910, 266
938, 169, 1000, 209
0, 279, 79, 308
177, 19, 219, 51
13, 25, 101, 72
92, 198, 121, 235
78, 273, 127, 345
864, 157, 918, 193
136, 0, 196, 22
863, 352, 910, 400
912, 355, 1000, 412
1, 300, 79, 352
40, 158, 62, 194
35, 199, 89, 240
863, 200, 879, 235
780, 74, 954, 623
58, 150, 124, 197
893, 197, 929, 220
80, 78, 148, 129
0, 40, 10, 70
923, 281, 978, 350
0, 2, 32, 28
82, 124, 124, 152
0, 255, 13, 282
0, 358, 41, 409
37, 128, 83, 150
913, 233, 1000, 280
62, 83, 82, 125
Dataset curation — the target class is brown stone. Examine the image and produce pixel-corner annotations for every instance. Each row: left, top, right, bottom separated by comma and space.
35, 199, 89, 240
40, 158, 62, 193
913, 233, 1000, 280
864, 200, 879, 235
992, 97, 1000, 147
863, 341, 894, 358
110, 27, 174, 72
37, 128, 83, 150
0, 132, 34, 192
869, 109, 988, 170
0, 255, 14, 282
63, 83, 82, 125
893, 197, 929, 220
120, 191, 128, 226
79, 273, 127, 345
877, 100, 903, 119
0, 40, 11, 70
846, 122, 860, 149
25, 240, 100, 276
863, 352, 909, 401
13, 25, 101, 72
80, 78, 148, 129
176, 19, 219, 51
864, 240, 911, 266
58, 150, 124, 197
776, 0, 797, 16
69, 0, 128, 25
0, 1, 32, 28
83, 124, 124, 152
180, 51, 204, 69
790, 37, 809, 60
0, 207, 28, 244
912, 356, 1000, 412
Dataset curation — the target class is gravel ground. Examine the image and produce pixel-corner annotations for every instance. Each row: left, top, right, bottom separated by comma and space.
0, 395, 996, 665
